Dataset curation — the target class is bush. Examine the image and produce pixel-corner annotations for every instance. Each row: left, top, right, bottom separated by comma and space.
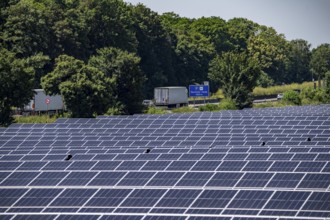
218, 98, 237, 110
199, 104, 220, 112
145, 107, 167, 114
253, 101, 287, 108
282, 91, 301, 105
252, 81, 315, 96
14, 113, 67, 124
300, 86, 330, 104
172, 106, 197, 113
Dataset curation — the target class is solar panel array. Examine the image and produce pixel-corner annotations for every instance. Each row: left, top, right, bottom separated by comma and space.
0, 104, 330, 220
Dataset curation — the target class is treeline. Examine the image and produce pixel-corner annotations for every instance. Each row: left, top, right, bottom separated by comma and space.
1, 0, 330, 124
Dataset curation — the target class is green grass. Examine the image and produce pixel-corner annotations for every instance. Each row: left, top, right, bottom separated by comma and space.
144, 107, 168, 114
252, 81, 316, 96
253, 101, 289, 108
14, 115, 58, 124
13, 112, 68, 124
171, 106, 197, 113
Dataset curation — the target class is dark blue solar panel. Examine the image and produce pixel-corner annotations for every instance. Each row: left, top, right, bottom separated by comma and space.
86, 189, 132, 207
228, 190, 273, 209
67, 161, 96, 170
92, 161, 121, 170
141, 161, 171, 171
206, 172, 243, 187
0, 188, 28, 206
191, 160, 220, 171
42, 161, 72, 170
0, 172, 39, 186
176, 172, 213, 186
166, 161, 197, 171
88, 172, 126, 186
298, 211, 330, 218
15, 188, 63, 207
143, 216, 187, 220
0, 162, 23, 170
266, 173, 304, 188
58, 172, 97, 186
156, 189, 200, 208
117, 172, 155, 186
50, 189, 97, 206
18, 161, 47, 170
192, 190, 236, 208
120, 189, 166, 207
264, 191, 310, 210
147, 172, 183, 186
217, 161, 247, 171
298, 174, 330, 189
56, 215, 100, 220
116, 161, 146, 171
259, 210, 297, 217
295, 161, 326, 172
43, 208, 79, 213
268, 161, 299, 172
302, 192, 330, 211
11, 215, 56, 220
242, 161, 273, 171
236, 173, 274, 187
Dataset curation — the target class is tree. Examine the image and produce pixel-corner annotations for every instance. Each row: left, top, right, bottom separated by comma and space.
190, 16, 231, 53
174, 31, 215, 86
324, 71, 330, 102
226, 18, 258, 51
247, 26, 288, 84
208, 51, 261, 108
83, 0, 137, 53
1, 0, 58, 58
52, 2, 90, 61
132, 4, 175, 98
41, 55, 113, 117
89, 47, 146, 114
285, 39, 312, 83
310, 44, 330, 87
0, 48, 49, 126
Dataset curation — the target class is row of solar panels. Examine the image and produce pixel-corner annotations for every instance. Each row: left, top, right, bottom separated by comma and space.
15, 118, 330, 126
1, 159, 329, 171
0, 214, 324, 220
1, 105, 329, 219
0, 171, 329, 188
1, 151, 330, 160
1, 188, 329, 216
2, 129, 330, 138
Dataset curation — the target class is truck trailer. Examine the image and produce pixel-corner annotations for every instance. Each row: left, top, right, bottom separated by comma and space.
24, 89, 65, 112
154, 87, 188, 108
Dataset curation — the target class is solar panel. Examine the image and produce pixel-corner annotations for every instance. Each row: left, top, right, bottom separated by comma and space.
0, 104, 330, 219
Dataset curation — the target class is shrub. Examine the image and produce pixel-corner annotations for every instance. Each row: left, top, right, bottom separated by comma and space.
172, 106, 197, 113
252, 81, 315, 96
145, 107, 167, 114
219, 98, 237, 110
199, 104, 220, 112
253, 101, 287, 108
282, 91, 301, 105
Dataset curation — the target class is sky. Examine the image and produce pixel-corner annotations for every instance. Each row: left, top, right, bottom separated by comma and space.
124, 0, 330, 48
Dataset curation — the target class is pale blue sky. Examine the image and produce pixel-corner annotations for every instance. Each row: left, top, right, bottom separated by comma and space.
124, 0, 330, 48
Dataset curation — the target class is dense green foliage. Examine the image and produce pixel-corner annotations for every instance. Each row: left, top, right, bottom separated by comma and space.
89, 47, 145, 115
310, 44, 330, 86
1, 0, 330, 122
282, 91, 302, 105
41, 55, 114, 117
0, 48, 48, 125
209, 51, 260, 108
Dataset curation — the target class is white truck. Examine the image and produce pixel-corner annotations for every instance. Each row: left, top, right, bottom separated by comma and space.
24, 89, 65, 112
154, 87, 188, 108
